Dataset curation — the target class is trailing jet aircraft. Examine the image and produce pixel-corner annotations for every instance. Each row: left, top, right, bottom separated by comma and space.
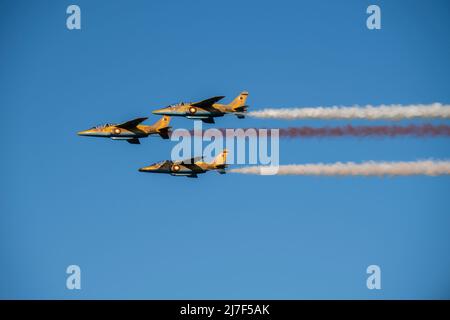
139, 149, 228, 178
152, 91, 249, 123
77, 115, 171, 144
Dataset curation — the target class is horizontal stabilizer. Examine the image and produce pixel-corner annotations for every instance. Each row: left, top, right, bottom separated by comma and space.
233, 105, 248, 113
158, 127, 171, 139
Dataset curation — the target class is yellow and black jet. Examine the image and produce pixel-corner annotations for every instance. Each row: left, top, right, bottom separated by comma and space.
78, 115, 171, 144
152, 91, 249, 124
139, 150, 228, 178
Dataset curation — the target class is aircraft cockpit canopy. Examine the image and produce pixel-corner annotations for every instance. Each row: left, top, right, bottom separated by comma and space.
169, 101, 191, 108
91, 123, 114, 129
150, 160, 167, 167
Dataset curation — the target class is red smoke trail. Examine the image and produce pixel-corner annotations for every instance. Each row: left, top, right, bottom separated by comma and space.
184, 124, 450, 138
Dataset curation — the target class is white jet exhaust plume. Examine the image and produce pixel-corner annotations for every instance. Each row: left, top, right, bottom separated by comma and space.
230, 160, 450, 176
248, 103, 450, 120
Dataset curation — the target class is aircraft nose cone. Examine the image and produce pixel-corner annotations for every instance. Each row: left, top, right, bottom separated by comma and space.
153, 106, 174, 115
152, 108, 164, 115
78, 129, 100, 137
139, 165, 158, 172
77, 130, 88, 136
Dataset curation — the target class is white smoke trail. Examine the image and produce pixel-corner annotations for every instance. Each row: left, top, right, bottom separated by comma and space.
248, 103, 450, 120
230, 160, 450, 176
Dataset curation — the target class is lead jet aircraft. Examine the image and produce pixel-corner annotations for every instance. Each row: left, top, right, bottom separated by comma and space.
139, 149, 228, 178
152, 91, 248, 123
78, 115, 171, 144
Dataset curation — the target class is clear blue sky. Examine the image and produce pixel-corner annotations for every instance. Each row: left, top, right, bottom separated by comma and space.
1, 0, 449, 299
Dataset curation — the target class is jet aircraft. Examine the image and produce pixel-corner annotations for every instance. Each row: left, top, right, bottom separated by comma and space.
139, 150, 228, 178
78, 115, 171, 144
152, 91, 249, 123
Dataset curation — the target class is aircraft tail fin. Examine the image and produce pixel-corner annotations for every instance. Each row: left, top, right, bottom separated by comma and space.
152, 115, 171, 138
153, 115, 171, 129
227, 91, 249, 111
210, 149, 228, 169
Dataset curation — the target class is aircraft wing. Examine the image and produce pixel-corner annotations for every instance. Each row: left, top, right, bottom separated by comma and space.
116, 117, 148, 129
174, 156, 203, 165
191, 96, 225, 110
